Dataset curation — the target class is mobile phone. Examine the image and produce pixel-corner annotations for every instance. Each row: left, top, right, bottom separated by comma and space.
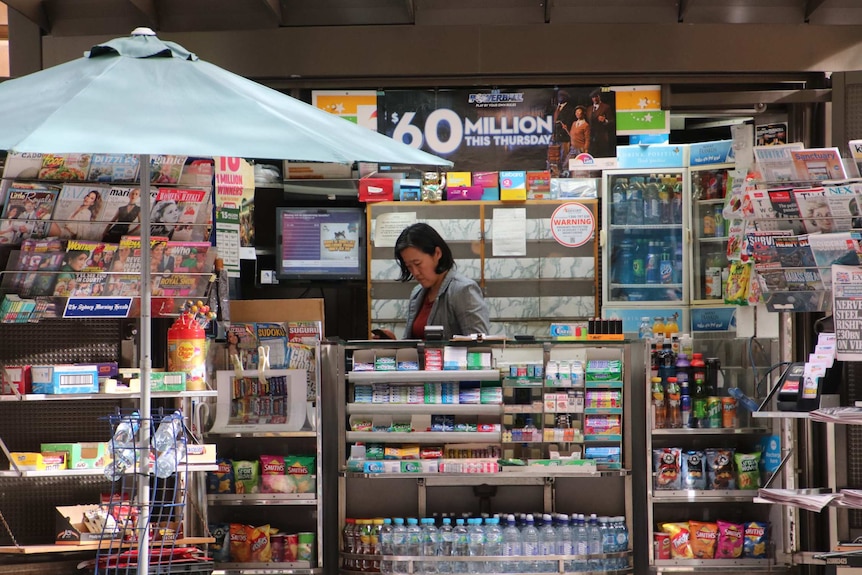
372, 329, 395, 340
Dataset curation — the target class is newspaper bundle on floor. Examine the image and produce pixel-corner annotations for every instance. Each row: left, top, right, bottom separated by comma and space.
756, 488, 843, 512
809, 407, 862, 424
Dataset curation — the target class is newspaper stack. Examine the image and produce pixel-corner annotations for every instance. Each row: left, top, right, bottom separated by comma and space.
809, 407, 862, 425
756, 488, 842, 512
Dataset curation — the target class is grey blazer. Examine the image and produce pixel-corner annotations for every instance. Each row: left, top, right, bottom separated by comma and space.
402, 270, 491, 340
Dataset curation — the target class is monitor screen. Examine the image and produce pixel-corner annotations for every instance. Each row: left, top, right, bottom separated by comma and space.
275, 207, 366, 281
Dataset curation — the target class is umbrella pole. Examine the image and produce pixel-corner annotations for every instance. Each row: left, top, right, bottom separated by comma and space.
138, 154, 151, 575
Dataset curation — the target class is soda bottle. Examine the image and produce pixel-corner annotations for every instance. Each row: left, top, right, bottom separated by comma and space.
645, 241, 661, 284
651, 376, 666, 429
617, 238, 635, 285
691, 353, 707, 428
627, 179, 644, 225
632, 239, 646, 285
659, 245, 673, 285
666, 376, 682, 428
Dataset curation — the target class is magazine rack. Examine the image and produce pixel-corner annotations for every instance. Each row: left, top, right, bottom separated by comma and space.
92, 410, 212, 575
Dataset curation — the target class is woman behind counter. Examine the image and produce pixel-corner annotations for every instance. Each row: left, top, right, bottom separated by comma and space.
393, 223, 490, 340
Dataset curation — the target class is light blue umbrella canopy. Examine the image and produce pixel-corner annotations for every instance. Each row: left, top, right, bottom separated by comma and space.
0, 28, 451, 166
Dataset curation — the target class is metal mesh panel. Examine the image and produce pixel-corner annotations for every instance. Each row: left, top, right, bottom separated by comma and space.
0, 318, 125, 545
846, 83, 862, 140
0, 318, 121, 365
845, 360, 862, 528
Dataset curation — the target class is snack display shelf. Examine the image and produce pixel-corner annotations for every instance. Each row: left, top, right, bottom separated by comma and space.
584, 434, 623, 442
345, 431, 501, 443
650, 489, 759, 503
340, 469, 631, 480
205, 431, 317, 438
752, 411, 811, 419
207, 493, 317, 506
697, 236, 730, 244
584, 407, 623, 415
585, 381, 624, 389
651, 427, 771, 436
0, 463, 219, 478
346, 403, 502, 415
213, 562, 318, 575
0, 536, 216, 554
651, 558, 779, 572
347, 369, 500, 383
0, 390, 218, 402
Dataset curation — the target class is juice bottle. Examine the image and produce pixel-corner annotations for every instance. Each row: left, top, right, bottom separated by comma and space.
652, 317, 665, 342
664, 315, 679, 340
666, 376, 682, 429
651, 376, 666, 429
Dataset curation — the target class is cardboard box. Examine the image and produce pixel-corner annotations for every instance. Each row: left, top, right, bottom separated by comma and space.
40, 442, 110, 470
9, 451, 67, 471
1, 365, 31, 395
55, 505, 107, 544
150, 371, 186, 392
31, 365, 99, 394
500, 170, 527, 201
186, 443, 217, 465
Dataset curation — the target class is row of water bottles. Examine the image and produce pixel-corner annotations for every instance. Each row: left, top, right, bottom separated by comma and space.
346, 513, 628, 574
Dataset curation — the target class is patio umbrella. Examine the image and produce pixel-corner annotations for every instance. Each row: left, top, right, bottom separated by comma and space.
0, 28, 450, 573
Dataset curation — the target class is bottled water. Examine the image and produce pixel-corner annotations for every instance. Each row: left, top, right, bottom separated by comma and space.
587, 514, 603, 572
614, 516, 630, 570
452, 518, 469, 574
153, 410, 184, 452
502, 515, 522, 574
392, 518, 408, 575
154, 436, 187, 479
467, 518, 485, 574
104, 411, 140, 480
484, 516, 503, 574
539, 514, 556, 573
571, 514, 589, 573
421, 518, 439, 575
521, 514, 540, 574
406, 518, 423, 575
555, 514, 573, 572
438, 518, 454, 574
380, 518, 394, 575
601, 517, 616, 571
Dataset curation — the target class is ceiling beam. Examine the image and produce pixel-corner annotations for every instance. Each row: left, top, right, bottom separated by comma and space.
804, 0, 829, 22
259, 0, 283, 25
127, 0, 158, 29
3, 0, 49, 32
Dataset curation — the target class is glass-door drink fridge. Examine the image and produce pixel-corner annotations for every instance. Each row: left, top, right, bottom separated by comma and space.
602, 168, 690, 333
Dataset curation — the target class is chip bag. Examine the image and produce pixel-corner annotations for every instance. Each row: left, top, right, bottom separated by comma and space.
232, 459, 260, 494
660, 522, 693, 559
744, 521, 769, 558
681, 450, 707, 490
653, 448, 681, 490
230, 523, 253, 562
260, 455, 287, 493
716, 520, 745, 559
207, 458, 234, 494
209, 523, 231, 562
706, 448, 736, 490
735, 452, 762, 490
688, 520, 718, 559
249, 524, 272, 562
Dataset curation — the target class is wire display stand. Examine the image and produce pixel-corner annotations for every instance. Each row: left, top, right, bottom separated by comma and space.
89, 410, 212, 575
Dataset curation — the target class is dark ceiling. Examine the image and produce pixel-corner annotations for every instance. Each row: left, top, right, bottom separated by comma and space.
4, 0, 862, 36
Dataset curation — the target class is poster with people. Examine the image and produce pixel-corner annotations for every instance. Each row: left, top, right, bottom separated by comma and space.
376, 87, 616, 175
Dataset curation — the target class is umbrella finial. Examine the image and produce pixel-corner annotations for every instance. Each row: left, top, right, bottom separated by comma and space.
131, 27, 157, 36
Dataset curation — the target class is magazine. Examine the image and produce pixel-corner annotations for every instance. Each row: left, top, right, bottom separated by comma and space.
178, 158, 215, 188
55, 271, 106, 297
767, 187, 805, 234
14, 237, 64, 297
848, 140, 862, 178
0, 184, 60, 243
150, 155, 188, 184
87, 154, 140, 183
745, 188, 783, 232
163, 241, 211, 273
150, 241, 213, 297
792, 187, 833, 234
773, 234, 816, 268
2, 152, 43, 180
783, 268, 825, 291
100, 186, 143, 244
51, 183, 109, 241
114, 235, 169, 297
64, 239, 119, 272
37, 153, 92, 181
150, 187, 212, 241
807, 232, 859, 290
790, 148, 847, 181
753, 142, 804, 182
746, 230, 793, 268
152, 273, 204, 297
823, 183, 858, 231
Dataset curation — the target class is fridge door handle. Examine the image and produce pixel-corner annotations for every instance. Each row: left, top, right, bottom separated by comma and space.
599, 228, 606, 247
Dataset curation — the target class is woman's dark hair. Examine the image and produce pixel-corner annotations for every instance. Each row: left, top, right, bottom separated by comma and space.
394, 223, 454, 282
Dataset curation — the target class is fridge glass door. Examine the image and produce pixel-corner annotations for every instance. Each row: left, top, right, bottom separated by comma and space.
690, 165, 733, 303
605, 169, 686, 305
